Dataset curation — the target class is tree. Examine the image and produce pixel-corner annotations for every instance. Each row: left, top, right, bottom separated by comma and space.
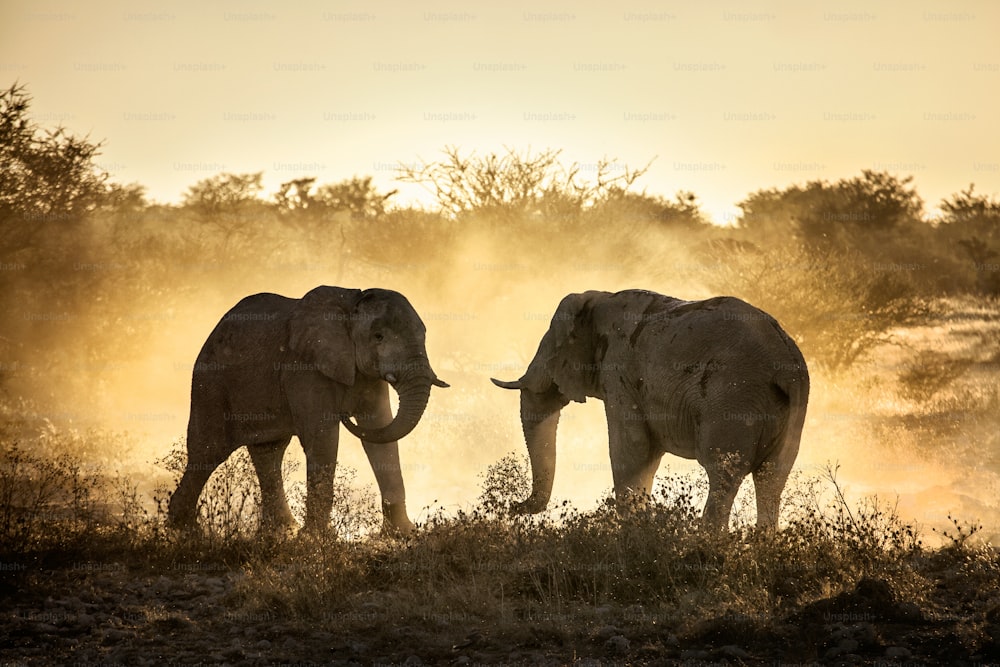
938, 184, 1000, 239
101, 182, 148, 215
938, 185, 1000, 294
796, 170, 923, 245
735, 171, 924, 248
0, 83, 108, 256
182, 171, 264, 214
275, 176, 396, 219
313, 176, 396, 218
735, 186, 808, 241
181, 172, 267, 244
592, 190, 711, 231
274, 177, 317, 212
397, 146, 651, 222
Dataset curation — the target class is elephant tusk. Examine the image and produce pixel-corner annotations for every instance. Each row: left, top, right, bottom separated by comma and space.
491, 378, 522, 390
385, 373, 398, 385
340, 416, 371, 440
433, 377, 450, 388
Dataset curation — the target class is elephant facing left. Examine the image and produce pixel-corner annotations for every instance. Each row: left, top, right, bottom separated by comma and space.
167, 286, 448, 535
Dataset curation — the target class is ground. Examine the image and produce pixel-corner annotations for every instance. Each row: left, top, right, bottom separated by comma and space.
3, 554, 1000, 666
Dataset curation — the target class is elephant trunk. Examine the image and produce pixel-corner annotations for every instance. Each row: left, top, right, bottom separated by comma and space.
513, 391, 564, 514
342, 364, 437, 443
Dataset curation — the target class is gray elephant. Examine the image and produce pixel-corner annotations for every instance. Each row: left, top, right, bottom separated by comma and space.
492, 290, 809, 529
168, 286, 448, 535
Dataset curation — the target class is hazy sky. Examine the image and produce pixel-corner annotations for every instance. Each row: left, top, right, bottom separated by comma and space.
2, 0, 998, 222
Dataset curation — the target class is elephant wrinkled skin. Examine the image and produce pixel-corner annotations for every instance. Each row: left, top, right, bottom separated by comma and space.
168, 286, 448, 535
493, 290, 809, 530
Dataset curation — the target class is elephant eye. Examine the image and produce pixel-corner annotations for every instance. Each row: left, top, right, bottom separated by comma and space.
373, 332, 384, 343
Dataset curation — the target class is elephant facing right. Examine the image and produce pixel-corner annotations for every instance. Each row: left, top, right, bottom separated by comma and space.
493, 289, 809, 530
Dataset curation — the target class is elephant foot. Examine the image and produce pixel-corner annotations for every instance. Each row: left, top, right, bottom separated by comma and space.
613, 489, 654, 515
164, 499, 199, 533
164, 519, 197, 535
382, 501, 414, 536
512, 494, 548, 516
258, 512, 298, 537
163, 513, 205, 542
298, 520, 336, 542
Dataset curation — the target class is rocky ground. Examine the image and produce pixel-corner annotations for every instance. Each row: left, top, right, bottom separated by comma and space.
3, 563, 1000, 666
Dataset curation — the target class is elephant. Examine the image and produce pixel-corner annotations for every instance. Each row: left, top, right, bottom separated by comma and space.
167, 286, 448, 535
492, 290, 809, 530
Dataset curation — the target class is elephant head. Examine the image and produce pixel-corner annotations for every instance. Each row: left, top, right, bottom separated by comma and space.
289, 287, 448, 444
491, 292, 604, 513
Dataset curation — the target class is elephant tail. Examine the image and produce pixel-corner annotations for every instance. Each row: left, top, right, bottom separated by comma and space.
767, 358, 810, 465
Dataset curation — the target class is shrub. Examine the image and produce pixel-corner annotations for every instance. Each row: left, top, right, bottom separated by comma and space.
699, 242, 930, 371
0, 441, 102, 552
897, 350, 975, 403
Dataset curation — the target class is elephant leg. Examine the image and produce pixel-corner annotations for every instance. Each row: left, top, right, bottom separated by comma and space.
362, 440, 414, 535
168, 440, 231, 529
248, 437, 295, 532
702, 465, 743, 531
637, 452, 664, 499
297, 428, 339, 534
752, 442, 798, 529
606, 403, 657, 507
170, 383, 238, 529
699, 421, 755, 531
356, 382, 414, 535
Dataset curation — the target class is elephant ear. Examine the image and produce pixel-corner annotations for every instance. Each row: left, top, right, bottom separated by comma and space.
596, 290, 660, 345
288, 286, 363, 386
521, 292, 594, 403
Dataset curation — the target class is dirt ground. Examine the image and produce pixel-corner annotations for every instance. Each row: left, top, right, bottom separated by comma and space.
3, 562, 1000, 666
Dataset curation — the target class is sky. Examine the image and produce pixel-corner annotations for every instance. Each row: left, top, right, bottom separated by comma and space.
2, 0, 998, 223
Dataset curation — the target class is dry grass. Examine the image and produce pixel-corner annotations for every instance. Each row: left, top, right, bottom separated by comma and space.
2, 411, 999, 661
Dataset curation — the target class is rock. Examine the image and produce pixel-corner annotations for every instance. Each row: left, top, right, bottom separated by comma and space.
897, 601, 923, 622
60, 596, 86, 613
885, 646, 912, 659
838, 638, 860, 653
281, 637, 304, 653
255, 639, 272, 650
796, 576, 902, 626
311, 630, 335, 644
680, 649, 710, 661
73, 613, 97, 630
594, 624, 620, 640
719, 644, 750, 659
824, 637, 860, 660
100, 628, 130, 645
222, 647, 245, 661
604, 635, 630, 654
852, 622, 877, 646
31, 622, 60, 634
624, 603, 646, 619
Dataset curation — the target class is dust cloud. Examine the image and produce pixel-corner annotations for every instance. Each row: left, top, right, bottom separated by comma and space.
5, 207, 998, 542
